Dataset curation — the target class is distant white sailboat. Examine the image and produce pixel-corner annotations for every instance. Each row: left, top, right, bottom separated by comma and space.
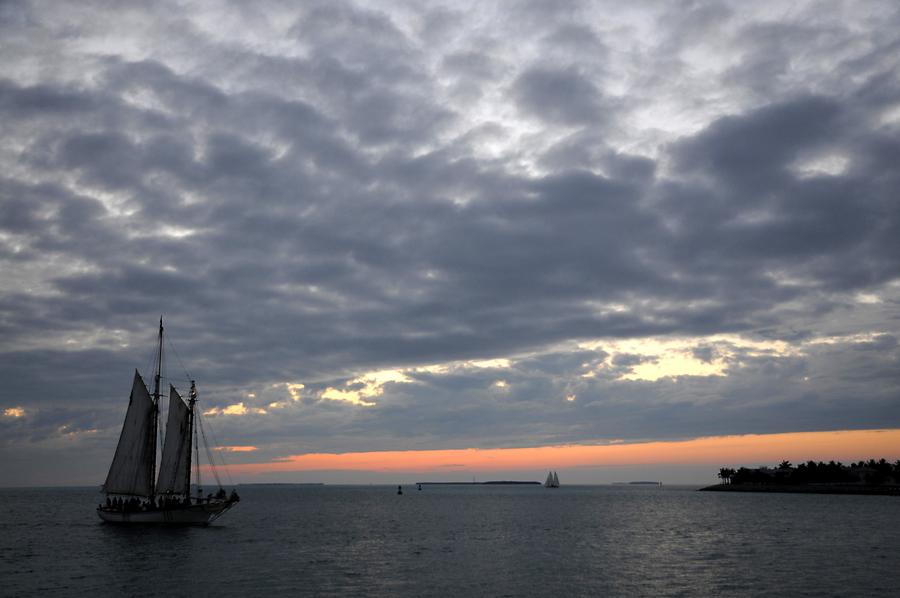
97, 318, 239, 525
544, 470, 560, 488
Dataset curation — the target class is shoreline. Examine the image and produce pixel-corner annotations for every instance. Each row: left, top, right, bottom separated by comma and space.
416, 481, 541, 485
699, 483, 900, 496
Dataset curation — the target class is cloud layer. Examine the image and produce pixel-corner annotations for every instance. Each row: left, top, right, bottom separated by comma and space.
1, 0, 899, 483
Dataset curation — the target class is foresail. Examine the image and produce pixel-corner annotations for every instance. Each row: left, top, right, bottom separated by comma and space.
157, 386, 192, 495
103, 370, 155, 496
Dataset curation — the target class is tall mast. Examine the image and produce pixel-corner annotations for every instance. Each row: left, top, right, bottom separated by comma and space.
185, 380, 197, 498
149, 316, 163, 497
195, 395, 202, 499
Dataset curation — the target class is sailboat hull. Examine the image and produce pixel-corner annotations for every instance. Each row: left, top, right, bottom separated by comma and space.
97, 500, 235, 526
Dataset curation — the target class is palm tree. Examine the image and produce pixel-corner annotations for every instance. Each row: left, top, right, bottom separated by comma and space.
718, 467, 730, 485
778, 460, 792, 470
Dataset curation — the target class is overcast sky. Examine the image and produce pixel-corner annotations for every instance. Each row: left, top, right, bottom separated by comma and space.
1, 0, 899, 485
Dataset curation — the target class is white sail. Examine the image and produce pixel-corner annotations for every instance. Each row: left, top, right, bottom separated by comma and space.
552, 471, 560, 487
103, 370, 156, 496
156, 386, 192, 496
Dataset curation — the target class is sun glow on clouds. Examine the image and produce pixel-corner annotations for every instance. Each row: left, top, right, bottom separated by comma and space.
250, 331, 889, 414
204, 402, 267, 416
214, 445, 258, 452
806, 332, 890, 346
287, 383, 305, 400
578, 334, 801, 382
320, 370, 411, 407
3, 407, 26, 418
245, 329, 895, 416
225, 429, 900, 475
623, 353, 726, 381
58, 424, 98, 438
269, 334, 815, 410
589, 330, 884, 382
258, 383, 306, 410
468, 358, 512, 369
317, 359, 514, 407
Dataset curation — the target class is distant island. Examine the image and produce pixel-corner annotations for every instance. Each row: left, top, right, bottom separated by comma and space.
417, 481, 541, 485
700, 459, 900, 496
612, 481, 662, 486
238, 483, 325, 486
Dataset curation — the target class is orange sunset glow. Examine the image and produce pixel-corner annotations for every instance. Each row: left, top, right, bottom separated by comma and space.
222, 429, 900, 476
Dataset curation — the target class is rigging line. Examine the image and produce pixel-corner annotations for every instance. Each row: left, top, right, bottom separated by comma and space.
206, 446, 230, 487
158, 375, 185, 393
194, 405, 202, 495
147, 322, 163, 381
197, 413, 223, 488
202, 415, 235, 487
214, 438, 235, 488
165, 336, 193, 385
201, 428, 223, 488
141, 322, 158, 376
143, 342, 157, 386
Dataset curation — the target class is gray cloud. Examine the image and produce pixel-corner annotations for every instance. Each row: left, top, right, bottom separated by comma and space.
1, 0, 899, 483
512, 66, 608, 125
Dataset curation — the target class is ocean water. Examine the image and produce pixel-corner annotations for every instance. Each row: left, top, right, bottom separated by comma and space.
1, 484, 898, 597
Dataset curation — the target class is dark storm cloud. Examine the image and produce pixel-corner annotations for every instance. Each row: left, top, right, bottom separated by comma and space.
1, 1, 899, 481
674, 96, 842, 182
0, 79, 96, 116
665, 94, 900, 293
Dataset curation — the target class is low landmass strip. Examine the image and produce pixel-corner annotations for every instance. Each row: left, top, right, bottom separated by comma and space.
700, 459, 900, 496
611, 481, 662, 485
416, 481, 541, 485
238, 483, 325, 486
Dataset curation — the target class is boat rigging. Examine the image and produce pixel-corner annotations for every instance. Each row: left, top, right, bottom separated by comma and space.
97, 317, 239, 525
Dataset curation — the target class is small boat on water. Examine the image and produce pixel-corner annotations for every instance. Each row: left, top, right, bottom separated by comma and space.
544, 471, 560, 488
97, 318, 238, 525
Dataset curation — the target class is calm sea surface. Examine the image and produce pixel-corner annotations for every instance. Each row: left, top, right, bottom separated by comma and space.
1, 484, 898, 597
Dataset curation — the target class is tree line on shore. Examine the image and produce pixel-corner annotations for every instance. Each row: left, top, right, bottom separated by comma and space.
717, 459, 900, 486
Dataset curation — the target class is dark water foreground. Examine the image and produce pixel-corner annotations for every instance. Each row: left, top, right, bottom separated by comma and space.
1, 485, 898, 597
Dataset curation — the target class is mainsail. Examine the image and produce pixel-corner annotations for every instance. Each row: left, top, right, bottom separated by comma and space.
97, 319, 240, 525
545, 471, 554, 487
552, 471, 560, 487
103, 370, 156, 496
156, 386, 192, 495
